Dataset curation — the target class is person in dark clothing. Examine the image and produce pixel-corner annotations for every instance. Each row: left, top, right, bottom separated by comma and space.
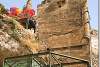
25, 18, 36, 33
19, 17, 37, 33
28, 19, 36, 33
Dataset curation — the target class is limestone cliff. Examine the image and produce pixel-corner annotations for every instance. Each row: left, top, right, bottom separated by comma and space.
90, 30, 98, 67
37, 0, 90, 60
0, 14, 39, 67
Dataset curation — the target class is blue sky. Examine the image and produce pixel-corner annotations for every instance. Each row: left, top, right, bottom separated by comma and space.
0, 0, 98, 30
88, 0, 98, 30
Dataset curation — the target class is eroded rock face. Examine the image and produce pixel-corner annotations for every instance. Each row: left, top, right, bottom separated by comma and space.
0, 15, 38, 67
90, 30, 98, 67
37, 0, 90, 60
0, 30, 33, 67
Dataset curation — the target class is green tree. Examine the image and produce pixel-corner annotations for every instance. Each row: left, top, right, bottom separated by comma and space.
0, 3, 7, 14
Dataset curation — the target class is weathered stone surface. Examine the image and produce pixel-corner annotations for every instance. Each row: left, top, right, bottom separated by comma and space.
0, 30, 32, 67
0, 15, 38, 67
37, 0, 90, 60
90, 30, 98, 67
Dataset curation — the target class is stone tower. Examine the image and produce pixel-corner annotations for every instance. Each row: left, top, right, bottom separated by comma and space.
37, 0, 90, 61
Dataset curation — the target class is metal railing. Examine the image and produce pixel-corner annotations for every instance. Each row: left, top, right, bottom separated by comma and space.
3, 49, 91, 67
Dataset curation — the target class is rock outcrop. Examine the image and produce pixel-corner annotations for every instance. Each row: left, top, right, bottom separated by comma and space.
0, 0, 91, 66
37, 0, 90, 60
90, 30, 98, 67
0, 15, 38, 67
